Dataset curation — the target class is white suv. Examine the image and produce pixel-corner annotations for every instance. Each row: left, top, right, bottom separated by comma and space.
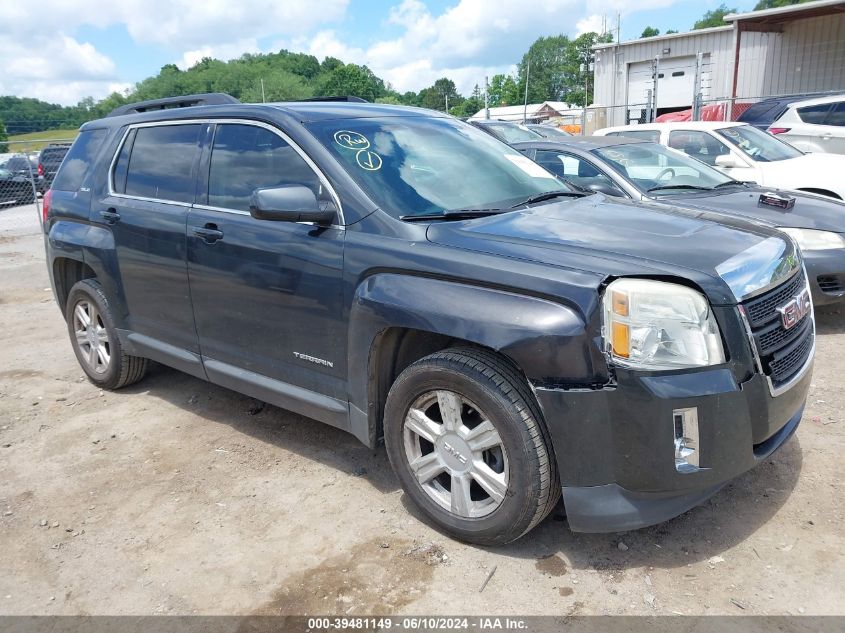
766, 95, 845, 154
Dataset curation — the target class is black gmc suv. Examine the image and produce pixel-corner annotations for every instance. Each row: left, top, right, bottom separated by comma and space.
43, 93, 814, 545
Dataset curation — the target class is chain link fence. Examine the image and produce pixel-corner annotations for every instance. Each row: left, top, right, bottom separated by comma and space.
0, 139, 74, 225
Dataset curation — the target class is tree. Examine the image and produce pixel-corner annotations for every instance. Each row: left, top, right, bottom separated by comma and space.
640, 27, 660, 38
0, 118, 8, 153
666, 29, 679, 34
319, 63, 386, 101
487, 74, 520, 107
420, 77, 460, 112
754, 0, 809, 8
693, 4, 736, 29
516, 35, 571, 104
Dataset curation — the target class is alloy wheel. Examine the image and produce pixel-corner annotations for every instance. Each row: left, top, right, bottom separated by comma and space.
403, 390, 509, 518
72, 299, 111, 375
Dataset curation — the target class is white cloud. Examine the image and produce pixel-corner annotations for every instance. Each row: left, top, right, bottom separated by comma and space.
177, 40, 263, 70
0, 0, 349, 105
577, 15, 606, 36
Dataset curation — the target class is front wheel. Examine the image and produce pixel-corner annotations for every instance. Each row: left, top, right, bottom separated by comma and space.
66, 279, 148, 390
384, 348, 560, 545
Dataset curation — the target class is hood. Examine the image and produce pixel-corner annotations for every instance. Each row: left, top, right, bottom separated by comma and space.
758, 153, 845, 193
426, 194, 798, 305
653, 186, 845, 232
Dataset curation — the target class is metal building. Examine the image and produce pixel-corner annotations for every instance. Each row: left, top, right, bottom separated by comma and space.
592, 0, 845, 126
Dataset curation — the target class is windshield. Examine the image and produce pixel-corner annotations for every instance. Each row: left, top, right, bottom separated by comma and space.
307, 116, 564, 218
481, 122, 544, 144
593, 142, 735, 195
716, 125, 802, 162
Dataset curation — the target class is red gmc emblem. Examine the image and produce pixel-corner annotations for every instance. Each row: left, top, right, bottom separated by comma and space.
776, 289, 811, 330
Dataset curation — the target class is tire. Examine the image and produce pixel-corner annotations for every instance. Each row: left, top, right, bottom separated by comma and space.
384, 347, 560, 545
65, 279, 148, 390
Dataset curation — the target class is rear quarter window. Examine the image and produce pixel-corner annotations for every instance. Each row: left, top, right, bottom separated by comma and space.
51, 131, 107, 191
797, 103, 834, 124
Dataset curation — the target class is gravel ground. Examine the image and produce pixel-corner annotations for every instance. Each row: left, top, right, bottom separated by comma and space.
1, 202, 843, 616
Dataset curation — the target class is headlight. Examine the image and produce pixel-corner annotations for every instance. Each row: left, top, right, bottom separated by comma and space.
778, 228, 845, 251
602, 279, 726, 370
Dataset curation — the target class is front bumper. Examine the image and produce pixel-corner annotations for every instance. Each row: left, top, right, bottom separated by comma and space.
804, 248, 845, 306
535, 356, 812, 533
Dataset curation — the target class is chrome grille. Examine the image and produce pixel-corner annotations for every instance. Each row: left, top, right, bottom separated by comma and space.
742, 271, 814, 389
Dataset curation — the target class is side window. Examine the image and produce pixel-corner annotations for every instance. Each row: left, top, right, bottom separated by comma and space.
51, 129, 107, 191
797, 103, 833, 124
125, 124, 202, 203
111, 129, 136, 194
534, 150, 620, 191
208, 124, 322, 212
667, 130, 730, 166
825, 102, 845, 127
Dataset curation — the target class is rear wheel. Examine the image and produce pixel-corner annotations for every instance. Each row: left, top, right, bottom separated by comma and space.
384, 347, 559, 545
66, 279, 148, 390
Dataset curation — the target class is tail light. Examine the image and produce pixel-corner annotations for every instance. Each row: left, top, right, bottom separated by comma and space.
42, 189, 53, 228
768, 127, 791, 135
38, 163, 44, 176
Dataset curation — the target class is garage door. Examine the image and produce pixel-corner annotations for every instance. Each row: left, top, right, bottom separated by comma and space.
627, 56, 697, 122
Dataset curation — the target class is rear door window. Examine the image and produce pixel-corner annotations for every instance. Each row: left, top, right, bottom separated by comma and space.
667, 130, 731, 166
124, 124, 202, 203
797, 103, 834, 124
825, 102, 845, 127
207, 123, 322, 212
51, 130, 107, 191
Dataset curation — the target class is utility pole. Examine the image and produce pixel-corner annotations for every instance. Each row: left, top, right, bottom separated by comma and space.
445, 93, 449, 114
580, 52, 592, 135
692, 52, 703, 121
523, 59, 530, 123
651, 55, 661, 122
260, 78, 266, 103
484, 75, 490, 120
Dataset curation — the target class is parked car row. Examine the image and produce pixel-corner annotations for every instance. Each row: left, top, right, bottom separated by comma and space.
0, 143, 72, 207
737, 93, 845, 154
43, 94, 826, 546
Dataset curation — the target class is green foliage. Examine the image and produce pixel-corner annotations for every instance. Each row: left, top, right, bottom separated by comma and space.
0, 118, 8, 153
693, 3, 736, 29
418, 77, 461, 112
319, 63, 386, 101
641, 26, 660, 38
753, 0, 809, 8
487, 74, 520, 107
666, 29, 679, 34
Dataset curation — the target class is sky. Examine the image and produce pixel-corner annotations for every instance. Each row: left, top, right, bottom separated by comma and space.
0, 0, 758, 106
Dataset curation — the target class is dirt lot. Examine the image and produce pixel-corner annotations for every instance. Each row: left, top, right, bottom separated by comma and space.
1, 202, 843, 617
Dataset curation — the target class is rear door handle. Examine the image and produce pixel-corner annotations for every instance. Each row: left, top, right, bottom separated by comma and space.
100, 209, 120, 224
192, 224, 224, 243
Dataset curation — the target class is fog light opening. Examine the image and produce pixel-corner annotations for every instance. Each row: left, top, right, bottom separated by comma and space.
674, 407, 700, 473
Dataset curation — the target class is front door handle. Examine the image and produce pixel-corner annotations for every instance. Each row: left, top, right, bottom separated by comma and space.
192, 224, 224, 243
100, 209, 120, 224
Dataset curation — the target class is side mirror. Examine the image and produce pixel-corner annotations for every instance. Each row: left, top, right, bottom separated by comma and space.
249, 185, 336, 225
588, 182, 625, 197
715, 154, 740, 169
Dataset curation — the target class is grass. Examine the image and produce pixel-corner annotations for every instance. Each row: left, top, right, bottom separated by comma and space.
6, 129, 79, 152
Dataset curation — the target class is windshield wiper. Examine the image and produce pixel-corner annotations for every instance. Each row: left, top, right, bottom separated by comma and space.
713, 180, 745, 188
647, 184, 714, 193
509, 190, 585, 208
400, 208, 505, 222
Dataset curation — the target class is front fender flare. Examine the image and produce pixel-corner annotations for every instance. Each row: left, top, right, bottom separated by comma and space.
347, 273, 601, 442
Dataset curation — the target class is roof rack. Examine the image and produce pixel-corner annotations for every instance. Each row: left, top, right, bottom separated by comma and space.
299, 96, 369, 103
107, 93, 240, 117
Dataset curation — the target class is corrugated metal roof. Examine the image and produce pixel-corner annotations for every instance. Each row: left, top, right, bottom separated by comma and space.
593, 25, 732, 50
724, 0, 845, 22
